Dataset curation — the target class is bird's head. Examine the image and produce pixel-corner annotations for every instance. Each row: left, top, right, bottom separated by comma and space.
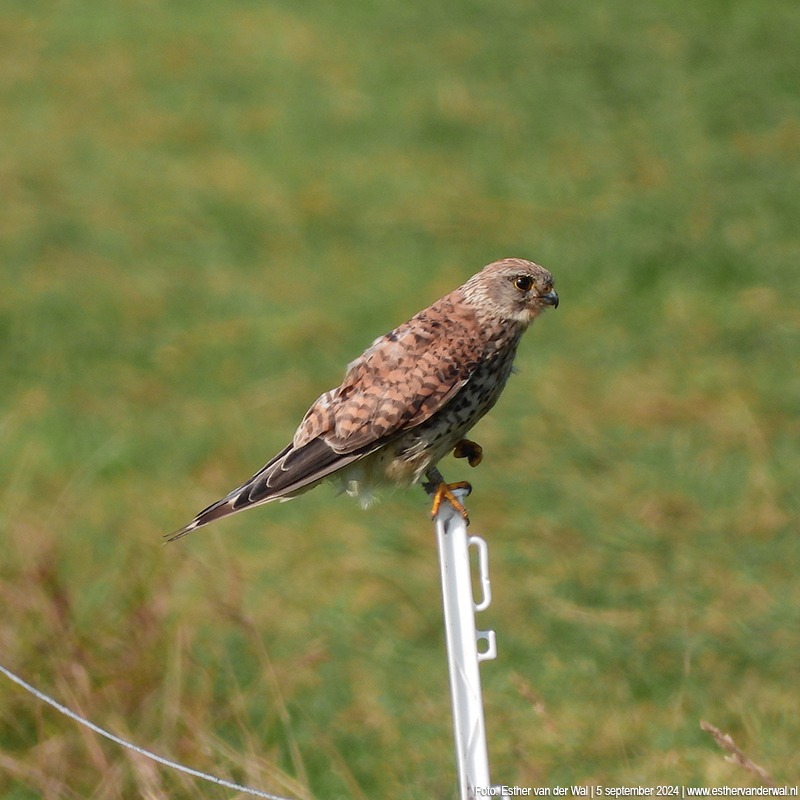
463, 258, 558, 328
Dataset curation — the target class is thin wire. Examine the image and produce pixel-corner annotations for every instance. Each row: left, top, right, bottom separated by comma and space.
0, 662, 295, 800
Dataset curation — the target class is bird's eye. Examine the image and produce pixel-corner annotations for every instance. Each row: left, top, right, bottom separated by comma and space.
514, 275, 533, 292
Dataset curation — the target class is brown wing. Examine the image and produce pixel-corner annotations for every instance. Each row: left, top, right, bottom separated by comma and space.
293, 293, 485, 452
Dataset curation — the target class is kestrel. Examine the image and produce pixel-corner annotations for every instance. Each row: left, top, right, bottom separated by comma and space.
169, 258, 557, 540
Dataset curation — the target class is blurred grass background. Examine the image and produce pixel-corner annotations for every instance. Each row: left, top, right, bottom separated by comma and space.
1, 0, 799, 797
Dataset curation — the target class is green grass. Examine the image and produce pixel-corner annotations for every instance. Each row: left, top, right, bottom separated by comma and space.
2, 0, 799, 797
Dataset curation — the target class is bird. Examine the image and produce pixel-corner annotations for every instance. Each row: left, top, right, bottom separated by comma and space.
168, 257, 557, 541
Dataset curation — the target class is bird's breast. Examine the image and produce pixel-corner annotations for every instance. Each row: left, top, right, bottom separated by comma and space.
382, 344, 520, 484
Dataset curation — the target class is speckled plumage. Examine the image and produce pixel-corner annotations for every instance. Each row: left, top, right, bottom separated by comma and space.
169, 258, 557, 540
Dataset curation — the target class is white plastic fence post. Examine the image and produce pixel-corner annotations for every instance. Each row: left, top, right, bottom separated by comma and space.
435, 489, 506, 800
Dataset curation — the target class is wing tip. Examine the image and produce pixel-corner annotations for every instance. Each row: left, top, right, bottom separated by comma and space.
164, 497, 238, 543
165, 438, 356, 542
163, 521, 198, 543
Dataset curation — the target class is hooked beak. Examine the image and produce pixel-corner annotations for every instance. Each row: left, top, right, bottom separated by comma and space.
541, 289, 559, 308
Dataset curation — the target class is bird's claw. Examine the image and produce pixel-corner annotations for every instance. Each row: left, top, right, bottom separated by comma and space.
429, 481, 472, 522
453, 438, 483, 468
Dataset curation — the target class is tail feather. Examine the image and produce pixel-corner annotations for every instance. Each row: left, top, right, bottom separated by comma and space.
166, 439, 371, 541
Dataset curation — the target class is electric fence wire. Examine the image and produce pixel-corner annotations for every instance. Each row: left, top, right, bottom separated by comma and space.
0, 662, 296, 800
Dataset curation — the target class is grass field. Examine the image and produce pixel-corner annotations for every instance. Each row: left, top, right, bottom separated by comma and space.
1, 1, 799, 798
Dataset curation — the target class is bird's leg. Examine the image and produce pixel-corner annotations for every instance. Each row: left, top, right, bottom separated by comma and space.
453, 438, 483, 468
423, 467, 471, 521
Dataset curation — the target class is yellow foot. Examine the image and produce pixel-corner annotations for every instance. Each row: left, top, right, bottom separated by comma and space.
453, 438, 483, 468
429, 481, 472, 521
